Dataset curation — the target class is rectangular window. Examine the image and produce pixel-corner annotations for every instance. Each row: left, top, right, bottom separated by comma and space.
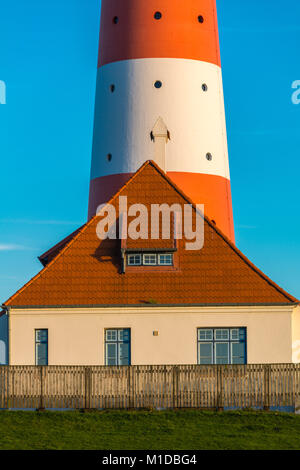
127, 254, 142, 266
158, 254, 173, 265
143, 254, 157, 265
105, 329, 131, 366
198, 328, 246, 365
127, 253, 174, 266
35, 329, 48, 365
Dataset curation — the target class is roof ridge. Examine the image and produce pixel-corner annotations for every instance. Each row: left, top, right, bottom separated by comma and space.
146, 161, 299, 303
4, 160, 298, 306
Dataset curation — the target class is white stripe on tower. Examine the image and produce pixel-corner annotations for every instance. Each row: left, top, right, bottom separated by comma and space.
89, 0, 235, 242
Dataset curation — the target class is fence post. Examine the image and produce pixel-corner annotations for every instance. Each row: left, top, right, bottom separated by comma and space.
128, 366, 135, 409
0, 367, 8, 409
216, 366, 224, 411
172, 366, 179, 408
84, 367, 92, 410
38, 366, 45, 411
263, 365, 271, 410
11, 366, 15, 410
295, 364, 300, 414
3, 367, 8, 410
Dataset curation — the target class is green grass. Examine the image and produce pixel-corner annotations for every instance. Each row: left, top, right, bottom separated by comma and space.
0, 409, 300, 450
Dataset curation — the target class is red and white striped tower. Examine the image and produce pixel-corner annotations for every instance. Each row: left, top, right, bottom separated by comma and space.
89, 0, 235, 242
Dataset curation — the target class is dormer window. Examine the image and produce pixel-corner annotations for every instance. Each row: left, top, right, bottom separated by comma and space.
126, 252, 174, 267
158, 254, 173, 265
127, 254, 142, 266
143, 254, 157, 265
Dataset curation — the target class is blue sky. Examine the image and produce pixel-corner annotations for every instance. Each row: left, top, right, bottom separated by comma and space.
0, 0, 299, 303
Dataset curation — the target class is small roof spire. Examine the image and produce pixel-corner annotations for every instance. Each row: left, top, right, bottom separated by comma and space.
151, 117, 170, 172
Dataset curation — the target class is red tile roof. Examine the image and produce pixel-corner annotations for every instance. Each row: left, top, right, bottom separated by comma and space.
3, 161, 298, 308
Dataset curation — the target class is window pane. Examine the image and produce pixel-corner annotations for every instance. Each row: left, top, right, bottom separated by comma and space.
127, 254, 141, 266
198, 329, 213, 341
143, 254, 157, 265
230, 329, 239, 340
119, 329, 130, 342
158, 254, 173, 265
36, 343, 48, 365
106, 343, 117, 366
231, 342, 246, 364
239, 328, 246, 341
36, 329, 48, 343
106, 330, 117, 342
198, 343, 213, 364
215, 329, 229, 341
215, 343, 229, 364
119, 343, 130, 365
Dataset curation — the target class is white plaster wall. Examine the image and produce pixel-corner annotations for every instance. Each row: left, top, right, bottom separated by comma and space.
91, 58, 230, 180
9, 306, 294, 366
292, 305, 300, 363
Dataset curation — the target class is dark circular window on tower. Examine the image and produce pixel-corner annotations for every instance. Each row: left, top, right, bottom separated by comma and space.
198, 15, 204, 23
113, 16, 119, 24
202, 84, 208, 92
154, 80, 162, 89
107, 153, 112, 162
154, 11, 162, 20
206, 153, 213, 161
110, 84, 115, 93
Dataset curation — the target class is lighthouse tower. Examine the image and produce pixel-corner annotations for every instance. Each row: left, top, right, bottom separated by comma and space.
89, 0, 235, 242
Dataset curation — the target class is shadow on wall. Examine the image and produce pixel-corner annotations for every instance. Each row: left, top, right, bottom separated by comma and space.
0, 314, 8, 364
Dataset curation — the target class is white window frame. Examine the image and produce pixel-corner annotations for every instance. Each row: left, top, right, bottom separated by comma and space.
230, 329, 239, 341
214, 342, 230, 364
143, 254, 157, 265
197, 328, 246, 365
231, 342, 246, 364
127, 252, 174, 267
35, 329, 48, 366
105, 328, 131, 366
215, 329, 229, 341
127, 254, 142, 266
198, 328, 213, 342
198, 342, 213, 365
106, 342, 117, 366
158, 253, 173, 266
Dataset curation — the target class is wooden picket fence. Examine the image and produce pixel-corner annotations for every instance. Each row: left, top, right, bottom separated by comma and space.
0, 364, 299, 411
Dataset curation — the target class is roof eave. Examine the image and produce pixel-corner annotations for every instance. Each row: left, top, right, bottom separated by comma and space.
7, 302, 299, 309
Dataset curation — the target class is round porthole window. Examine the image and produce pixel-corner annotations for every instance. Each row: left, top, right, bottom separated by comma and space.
113, 16, 119, 24
107, 153, 112, 162
154, 80, 162, 89
206, 153, 213, 161
202, 84, 208, 92
154, 11, 162, 20
198, 15, 204, 23
110, 84, 115, 93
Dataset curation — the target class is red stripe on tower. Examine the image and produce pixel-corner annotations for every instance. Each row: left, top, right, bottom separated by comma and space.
89, 0, 235, 242
98, 0, 221, 67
